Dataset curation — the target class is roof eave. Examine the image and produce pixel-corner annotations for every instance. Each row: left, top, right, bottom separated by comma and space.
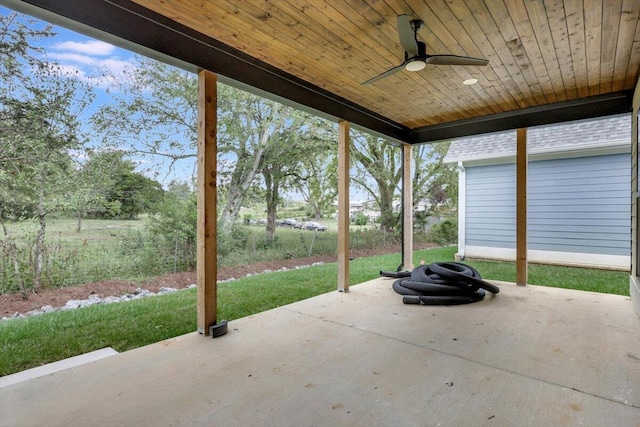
411, 91, 633, 144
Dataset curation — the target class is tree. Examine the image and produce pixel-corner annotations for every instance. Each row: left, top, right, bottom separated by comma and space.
149, 187, 197, 246
88, 152, 165, 220
295, 124, 338, 220
350, 130, 457, 234
1, 74, 92, 290
351, 132, 403, 232
0, 13, 52, 80
217, 87, 293, 225
112, 171, 164, 219
92, 57, 315, 226
92, 57, 198, 177
257, 113, 336, 241
412, 142, 458, 231
0, 13, 52, 221
165, 180, 193, 200
62, 150, 121, 232
1, 13, 94, 291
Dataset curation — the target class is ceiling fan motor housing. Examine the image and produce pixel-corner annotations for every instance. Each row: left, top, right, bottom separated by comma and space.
410, 19, 425, 32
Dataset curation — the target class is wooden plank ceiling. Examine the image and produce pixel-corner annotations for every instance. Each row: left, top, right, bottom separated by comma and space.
129, 0, 640, 132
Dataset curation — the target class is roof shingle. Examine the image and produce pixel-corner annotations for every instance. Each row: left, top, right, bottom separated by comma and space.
444, 114, 631, 163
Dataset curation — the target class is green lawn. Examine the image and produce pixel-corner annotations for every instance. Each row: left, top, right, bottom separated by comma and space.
466, 258, 630, 295
0, 246, 629, 376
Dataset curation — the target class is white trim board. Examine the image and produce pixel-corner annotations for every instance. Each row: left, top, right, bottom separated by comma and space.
460, 246, 630, 271
457, 162, 466, 258
631, 276, 640, 318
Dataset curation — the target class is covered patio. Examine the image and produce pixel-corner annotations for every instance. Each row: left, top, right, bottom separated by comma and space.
1, 1, 640, 425
2, 278, 639, 425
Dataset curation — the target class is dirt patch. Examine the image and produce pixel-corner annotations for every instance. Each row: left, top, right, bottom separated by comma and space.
1, 243, 436, 317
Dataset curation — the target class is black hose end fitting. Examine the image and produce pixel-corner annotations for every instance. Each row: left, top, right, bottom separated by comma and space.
210, 320, 228, 338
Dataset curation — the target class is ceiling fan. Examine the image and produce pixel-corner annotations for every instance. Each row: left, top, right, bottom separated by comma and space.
362, 14, 489, 85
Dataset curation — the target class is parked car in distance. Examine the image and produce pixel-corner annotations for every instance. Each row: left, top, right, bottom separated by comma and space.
305, 221, 327, 231
293, 221, 304, 229
278, 218, 298, 228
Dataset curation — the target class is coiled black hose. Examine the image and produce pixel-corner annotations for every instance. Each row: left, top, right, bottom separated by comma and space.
382, 262, 499, 305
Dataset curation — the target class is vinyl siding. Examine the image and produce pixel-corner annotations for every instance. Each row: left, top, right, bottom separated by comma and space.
465, 154, 630, 256
466, 164, 516, 249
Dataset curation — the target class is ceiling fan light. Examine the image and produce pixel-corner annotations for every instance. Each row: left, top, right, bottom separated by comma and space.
405, 59, 426, 72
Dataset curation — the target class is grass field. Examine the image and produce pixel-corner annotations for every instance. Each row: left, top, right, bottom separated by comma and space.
7, 217, 146, 243
0, 246, 630, 376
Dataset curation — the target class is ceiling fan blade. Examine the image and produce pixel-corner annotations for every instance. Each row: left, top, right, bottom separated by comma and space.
425, 55, 489, 66
397, 15, 418, 57
362, 63, 406, 85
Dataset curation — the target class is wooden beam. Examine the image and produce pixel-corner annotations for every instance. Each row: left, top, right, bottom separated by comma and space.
337, 121, 350, 292
402, 144, 413, 270
197, 69, 217, 334
516, 128, 528, 286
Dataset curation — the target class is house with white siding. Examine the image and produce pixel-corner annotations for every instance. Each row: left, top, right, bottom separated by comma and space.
444, 114, 631, 270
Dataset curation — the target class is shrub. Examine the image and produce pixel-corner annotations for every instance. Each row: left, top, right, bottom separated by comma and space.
217, 224, 250, 258
353, 211, 368, 226
428, 218, 457, 245
147, 193, 196, 245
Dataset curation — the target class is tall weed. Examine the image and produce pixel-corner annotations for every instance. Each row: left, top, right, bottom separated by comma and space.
1, 218, 431, 293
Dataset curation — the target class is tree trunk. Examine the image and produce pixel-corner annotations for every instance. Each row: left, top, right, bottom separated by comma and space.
220, 183, 249, 225
76, 209, 82, 233
310, 199, 322, 220
377, 180, 396, 232
34, 188, 46, 291
1, 212, 28, 300
219, 142, 269, 225
264, 170, 279, 243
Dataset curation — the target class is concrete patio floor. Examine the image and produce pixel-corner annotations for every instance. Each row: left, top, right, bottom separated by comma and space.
1, 277, 639, 426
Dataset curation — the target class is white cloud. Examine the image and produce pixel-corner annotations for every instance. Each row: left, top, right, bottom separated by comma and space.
51, 63, 84, 77
68, 149, 89, 162
49, 52, 130, 74
46, 50, 133, 89
98, 58, 130, 77
52, 40, 115, 56
45, 62, 114, 89
49, 52, 100, 65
